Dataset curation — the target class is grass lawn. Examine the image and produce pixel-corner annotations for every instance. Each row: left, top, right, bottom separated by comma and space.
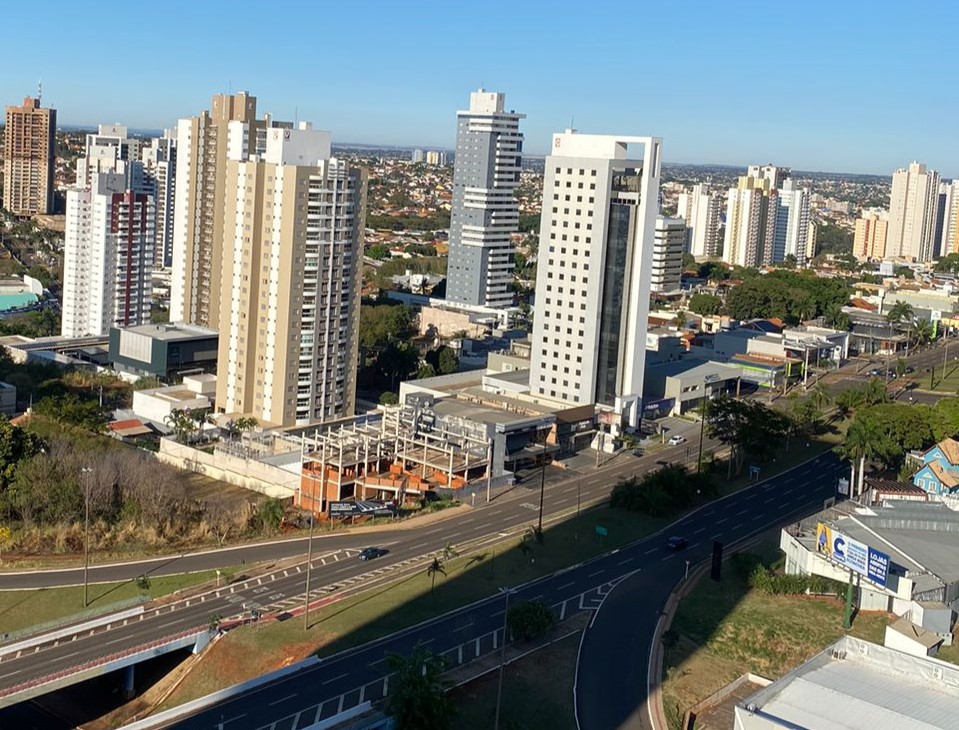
447, 631, 580, 730
0, 568, 240, 637
660, 539, 893, 730
927, 362, 959, 392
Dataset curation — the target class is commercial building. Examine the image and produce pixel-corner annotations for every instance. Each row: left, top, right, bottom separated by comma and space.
0, 381, 16, 416
445, 90, 524, 308
852, 208, 889, 261
735, 636, 959, 730
650, 216, 684, 293
109, 322, 219, 381
529, 130, 662, 430
141, 131, 177, 268
61, 172, 154, 337
214, 124, 365, 428
3, 96, 56, 215
642, 359, 742, 416
170, 92, 262, 328
131, 374, 216, 427
886, 162, 941, 262
675, 183, 722, 258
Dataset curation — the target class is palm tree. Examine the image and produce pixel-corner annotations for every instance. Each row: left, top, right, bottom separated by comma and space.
887, 300, 915, 354
673, 310, 687, 329
426, 557, 446, 596
839, 418, 886, 497
912, 319, 933, 351
810, 381, 831, 411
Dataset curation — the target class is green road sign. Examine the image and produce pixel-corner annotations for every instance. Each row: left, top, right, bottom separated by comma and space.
595, 525, 608, 537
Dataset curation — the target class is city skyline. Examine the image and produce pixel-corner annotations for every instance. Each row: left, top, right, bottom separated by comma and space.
2, 1, 959, 177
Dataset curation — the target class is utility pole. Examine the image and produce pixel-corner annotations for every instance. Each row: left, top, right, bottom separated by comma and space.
697, 398, 707, 473
81, 467, 93, 607
843, 569, 855, 629
537, 454, 546, 536
493, 587, 514, 730
303, 514, 315, 630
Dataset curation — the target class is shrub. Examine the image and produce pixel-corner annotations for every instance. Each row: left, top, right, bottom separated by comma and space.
507, 599, 556, 641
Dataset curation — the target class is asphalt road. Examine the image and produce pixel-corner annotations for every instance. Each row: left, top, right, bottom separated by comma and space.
574, 450, 844, 730
0, 434, 710, 706
157, 452, 845, 730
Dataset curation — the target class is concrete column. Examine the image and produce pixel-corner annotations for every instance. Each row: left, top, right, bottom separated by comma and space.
122, 664, 135, 699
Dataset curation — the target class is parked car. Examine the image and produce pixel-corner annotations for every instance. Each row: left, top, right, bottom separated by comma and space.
666, 536, 688, 551
632, 448, 644, 457
358, 547, 389, 561
668, 435, 686, 445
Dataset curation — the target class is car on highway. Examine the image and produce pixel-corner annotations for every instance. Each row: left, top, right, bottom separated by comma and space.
668, 435, 686, 445
666, 536, 688, 551
358, 547, 389, 561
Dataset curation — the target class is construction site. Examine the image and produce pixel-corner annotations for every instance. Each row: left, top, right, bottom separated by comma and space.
297, 397, 499, 514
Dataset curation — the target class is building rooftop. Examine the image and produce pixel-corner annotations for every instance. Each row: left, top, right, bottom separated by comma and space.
117, 322, 219, 341
645, 358, 742, 382
739, 636, 959, 730
887, 617, 943, 649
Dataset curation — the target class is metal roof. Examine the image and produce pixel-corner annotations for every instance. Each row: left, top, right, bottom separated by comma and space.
740, 636, 959, 730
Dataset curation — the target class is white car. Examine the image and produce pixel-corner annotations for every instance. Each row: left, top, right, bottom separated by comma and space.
668, 435, 686, 445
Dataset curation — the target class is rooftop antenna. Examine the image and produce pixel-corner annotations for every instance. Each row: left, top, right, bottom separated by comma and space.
294, 106, 298, 126
37, 79, 42, 105
570, 115, 574, 132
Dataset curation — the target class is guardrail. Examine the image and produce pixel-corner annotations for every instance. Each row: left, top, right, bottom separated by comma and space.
0, 605, 146, 658
0, 625, 208, 703
0, 595, 148, 648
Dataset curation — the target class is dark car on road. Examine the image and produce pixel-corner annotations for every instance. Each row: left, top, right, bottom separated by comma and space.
666, 536, 688, 551
358, 547, 389, 561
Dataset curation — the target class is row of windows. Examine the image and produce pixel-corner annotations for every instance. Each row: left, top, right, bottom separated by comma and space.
555, 180, 596, 191
555, 168, 598, 177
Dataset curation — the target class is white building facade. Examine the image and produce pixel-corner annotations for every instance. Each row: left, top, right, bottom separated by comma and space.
651, 216, 685, 293
141, 131, 177, 268
62, 172, 154, 337
529, 131, 661, 429
676, 183, 722, 258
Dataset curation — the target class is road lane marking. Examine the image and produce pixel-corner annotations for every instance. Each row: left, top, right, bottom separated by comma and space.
558, 581, 576, 591
716, 518, 728, 524
269, 693, 298, 706
588, 570, 604, 578
731, 523, 743, 531
323, 672, 350, 685
735, 508, 749, 516
618, 557, 634, 566
693, 527, 706, 534
763, 496, 776, 504
223, 715, 246, 725
644, 548, 657, 555
661, 555, 674, 561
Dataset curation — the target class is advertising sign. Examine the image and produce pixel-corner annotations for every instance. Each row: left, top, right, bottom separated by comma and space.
816, 523, 890, 587
328, 500, 397, 517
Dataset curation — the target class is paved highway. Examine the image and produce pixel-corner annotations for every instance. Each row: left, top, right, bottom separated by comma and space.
575, 450, 844, 730
0, 434, 707, 592
147, 451, 843, 730
0, 434, 710, 708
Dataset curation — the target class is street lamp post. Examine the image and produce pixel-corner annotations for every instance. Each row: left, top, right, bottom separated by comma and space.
537, 453, 546, 536
81, 467, 93, 607
493, 586, 515, 730
697, 374, 720, 473
303, 513, 316, 630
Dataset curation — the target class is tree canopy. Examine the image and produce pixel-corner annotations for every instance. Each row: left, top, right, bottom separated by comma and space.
386, 646, 454, 730
706, 396, 791, 475
688, 292, 723, 316
724, 270, 851, 324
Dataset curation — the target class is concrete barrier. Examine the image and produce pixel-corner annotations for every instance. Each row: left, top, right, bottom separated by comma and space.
0, 605, 145, 658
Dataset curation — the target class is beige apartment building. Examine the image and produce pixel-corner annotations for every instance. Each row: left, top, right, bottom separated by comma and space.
215, 125, 366, 427
887, 161, 940, 262
853, 209, 889, 261
170, 92, 261, 328
3, 96, 56, 215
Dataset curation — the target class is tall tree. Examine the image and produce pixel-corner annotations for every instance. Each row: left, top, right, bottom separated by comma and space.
386, 646, 454, 730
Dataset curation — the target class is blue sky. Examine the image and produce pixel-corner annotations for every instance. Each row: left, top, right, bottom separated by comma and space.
3, 1, 955, 175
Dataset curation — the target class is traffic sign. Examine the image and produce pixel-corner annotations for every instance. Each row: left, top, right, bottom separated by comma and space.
595, 525, 608, 537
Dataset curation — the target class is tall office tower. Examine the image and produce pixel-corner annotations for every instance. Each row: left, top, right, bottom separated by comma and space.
76, 124, 145, 189
141, 131, 177, 267
215, 124, 366, 428
747, 164, 790, 190
722, 175, 779, 268
852, 209, 889, 261
676, 183, 722, 257
61, 172, 154, 337
445, 90, 524, 308
886, 162, 941, 261
412, 149, 425, 163
774, 180, 811, 262
3, 96, 56, 215
651, 216, 685, 293
170, 92, 261, 328
529, 130, 662, 429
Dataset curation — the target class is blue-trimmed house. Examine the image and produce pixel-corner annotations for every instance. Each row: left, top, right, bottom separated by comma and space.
913, 438, 959, 496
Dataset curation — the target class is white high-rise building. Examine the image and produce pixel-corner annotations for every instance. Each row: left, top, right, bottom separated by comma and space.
934, 180, 959, 259
446, 89, 524, 308
651, 216, 685, 293
723, 178, 777, 268
61, 172, 154, 337
887, 162, 941, 262
141, 131, 177, 268
529, 130, 662, 429
676, 183, 722, 257
747, 164, 790, 190
215, 124, 365, 427
76, 124, 146, 190
775, 179, 811, 262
